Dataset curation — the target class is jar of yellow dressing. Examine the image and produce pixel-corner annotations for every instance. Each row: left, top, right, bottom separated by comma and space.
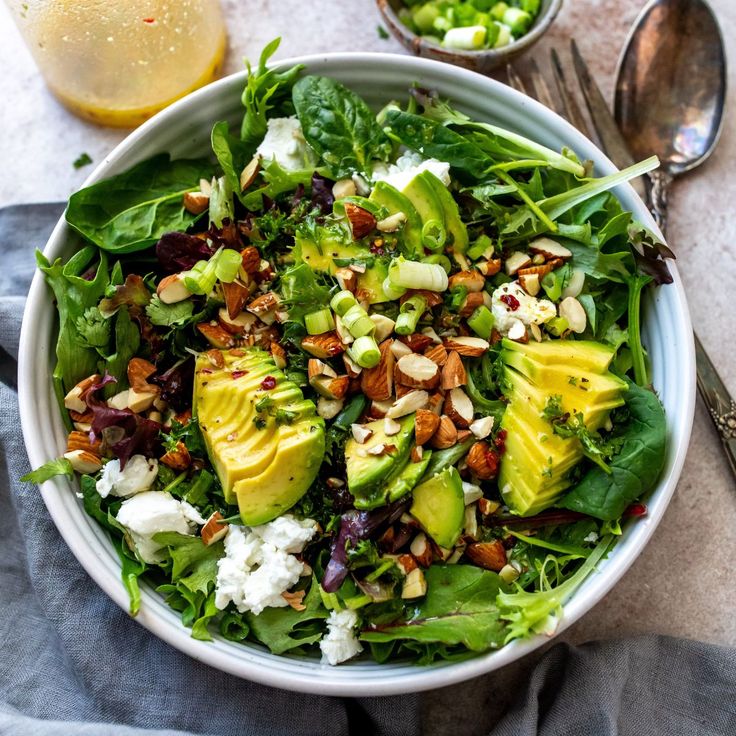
7, 0, 227, 127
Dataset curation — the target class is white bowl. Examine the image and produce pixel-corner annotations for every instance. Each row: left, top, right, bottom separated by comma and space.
19, 52, 695, 696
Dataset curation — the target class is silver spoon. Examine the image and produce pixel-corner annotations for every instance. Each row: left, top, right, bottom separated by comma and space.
614, 0, 726, 233
614, 0, 734, 479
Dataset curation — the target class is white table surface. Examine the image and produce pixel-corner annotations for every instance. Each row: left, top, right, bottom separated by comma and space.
1, 1, 734, 732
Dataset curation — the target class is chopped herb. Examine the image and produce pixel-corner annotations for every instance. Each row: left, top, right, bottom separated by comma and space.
73, 152, 93, 169
377, 25, 389, 40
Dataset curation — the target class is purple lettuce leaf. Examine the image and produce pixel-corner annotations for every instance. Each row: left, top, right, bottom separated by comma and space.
155, 232, 213, 272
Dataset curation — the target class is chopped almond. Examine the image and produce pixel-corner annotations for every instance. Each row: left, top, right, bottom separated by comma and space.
441, 350, 467, 389
197, 322, 236, 349
201, 511, 229, 546
528, 237, 572, 260
160, 441, 191, 471
63, 374, 101, 414
386, 390, 429, 418
448, 270, 485, 292
444, 388, 474, 428
395, 353, 440, 390
459, 291, 485, 317
424, 343, 448, 366
344, 203, 376, 239
443, 336, 489, 358
157, 273, 191, 304
182, 191, 210, 215
221, 280, 250, 319
239, 156, 261, 192
410, 533, 433, 568
429, 415, 458, 449
360, 339, 395, 401
301, 332, 344, 359
335, 267, 358, 293
415, 409, 441, 446
466, 441, 498, 480
270, 342, 287, 369
63, 449, 102, 474
504, 251, 532, 276
399, 333, 434, 352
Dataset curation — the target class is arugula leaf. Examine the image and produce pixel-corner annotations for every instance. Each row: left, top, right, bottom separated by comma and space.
79, 475, 147, 614
245, 578, 329, 654
497, 537, 611, 642
37, 247, 110, 396
66, 154, 214, 254
361, 565, 508, 652
293, 75, 392, 178
146, 295, 194, 327
560, 381, 666, 520
240, 37, 304, 147
21, 458, 73, 484
410, 90, 586, 177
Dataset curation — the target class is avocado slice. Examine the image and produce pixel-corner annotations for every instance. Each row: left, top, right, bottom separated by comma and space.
500, 337, 616, 373
294, 228, 390, 304
345, 414, 415, 507
384, 450, 432, 503
497, 340, 628, 516
416, 170, 469, 254
410, 467, 464, 548
401, 170, 444, 230
194, 348, 324, 524
369, 181, 424, 257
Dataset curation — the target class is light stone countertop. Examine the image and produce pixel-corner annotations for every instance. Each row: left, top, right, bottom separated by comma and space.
1, 1, 734, 733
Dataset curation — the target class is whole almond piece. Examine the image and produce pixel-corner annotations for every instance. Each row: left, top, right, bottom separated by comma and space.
466, 540, 507, 571
429, 415, 458, 449
360, 339, 395, 401
221, 280, 250, 319
528, 237, 572, 260
183, 191, 209, 215
459, 291, 485, 317
443, 336, 489, 358
466, 441, 499, 480
344, 203, 376, 239
415, 409, 441, 446
301, 332, 345, 359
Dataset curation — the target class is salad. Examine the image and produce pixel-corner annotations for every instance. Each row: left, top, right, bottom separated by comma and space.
397, 0, 541, 51
25, 39, 672, 666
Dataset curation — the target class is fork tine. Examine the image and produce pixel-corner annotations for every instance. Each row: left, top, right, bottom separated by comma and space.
506, 64, 528, 96
527, 58, 562, 117
549, 48, 595, 140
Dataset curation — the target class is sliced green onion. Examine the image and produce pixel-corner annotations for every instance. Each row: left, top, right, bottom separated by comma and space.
502, 8, 532, 36
467, 234, 494, 261
214, 248, 244, 283
182, 248, 221, 295
388, 257, 449, 292
422, 253, 452, 274
395, 294, 428, 335
382, 276, 406, 300
341, 304, 375, 339
443, 25, 487, 51
304, 308, 336, 335
421, 219, 447, 251
546, 316, 569, 336
349, 335, 381, 368
330, 289, 357, 316
467, 305, 495, 339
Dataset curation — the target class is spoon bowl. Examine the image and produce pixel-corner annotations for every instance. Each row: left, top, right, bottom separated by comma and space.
614, 0, 726, 177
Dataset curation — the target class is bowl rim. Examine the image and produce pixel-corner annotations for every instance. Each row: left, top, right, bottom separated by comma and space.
376, 0, 563, 59
18, 51, 695, 696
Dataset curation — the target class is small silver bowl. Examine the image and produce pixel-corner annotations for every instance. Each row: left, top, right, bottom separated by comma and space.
377, 0, 563, 74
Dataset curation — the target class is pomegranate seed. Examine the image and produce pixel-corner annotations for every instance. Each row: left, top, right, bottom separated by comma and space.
260, 375, 276, 390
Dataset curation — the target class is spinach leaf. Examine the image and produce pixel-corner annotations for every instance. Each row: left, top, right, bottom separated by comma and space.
66, 154, 214, 254
560, 382, 666, 520
240, 37, 304, 147
361, 565, 508, 652
384, 109, 492, 180
245, 578, 328, 654
211, 120, 253, 199
37, 247, 110, 395
293, 75, 392, 178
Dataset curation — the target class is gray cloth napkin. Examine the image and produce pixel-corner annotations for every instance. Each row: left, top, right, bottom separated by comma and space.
1, 204, 734, 736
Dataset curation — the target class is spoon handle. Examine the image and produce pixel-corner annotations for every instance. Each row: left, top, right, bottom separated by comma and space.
647, 170, 674, 236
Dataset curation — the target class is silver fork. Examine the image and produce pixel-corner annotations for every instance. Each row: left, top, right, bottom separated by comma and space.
508, 42, 736, 480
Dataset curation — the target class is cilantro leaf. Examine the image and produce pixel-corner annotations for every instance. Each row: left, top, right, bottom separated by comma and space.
145, 294, 194, 327
75, 306, 111, 350
21, 458, 74, 484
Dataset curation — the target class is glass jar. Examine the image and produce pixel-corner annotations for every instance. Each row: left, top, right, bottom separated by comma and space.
6, 0, 227, 127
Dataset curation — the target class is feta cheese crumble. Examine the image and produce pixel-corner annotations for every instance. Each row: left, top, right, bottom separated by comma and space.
96, 455, 158, 499
256, 117, 316, 172
491, 281, 556, 336
214, 515, 317, 616
373, 151, 451, 191
115, 491, 205, 564
320, 608, 363, 666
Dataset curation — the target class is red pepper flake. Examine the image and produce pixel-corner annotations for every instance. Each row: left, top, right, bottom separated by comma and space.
232, 370, 248, 380
200, 368, 213, 375
260, 375, 276, 390
500, 294, 520, 311
143, 17, 155, 23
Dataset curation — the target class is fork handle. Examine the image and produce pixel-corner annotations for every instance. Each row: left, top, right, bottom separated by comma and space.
648, 170, 674, 236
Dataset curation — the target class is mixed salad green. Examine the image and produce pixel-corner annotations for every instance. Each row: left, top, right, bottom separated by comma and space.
398, 0, 542, 51
25, 39, 672, 666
